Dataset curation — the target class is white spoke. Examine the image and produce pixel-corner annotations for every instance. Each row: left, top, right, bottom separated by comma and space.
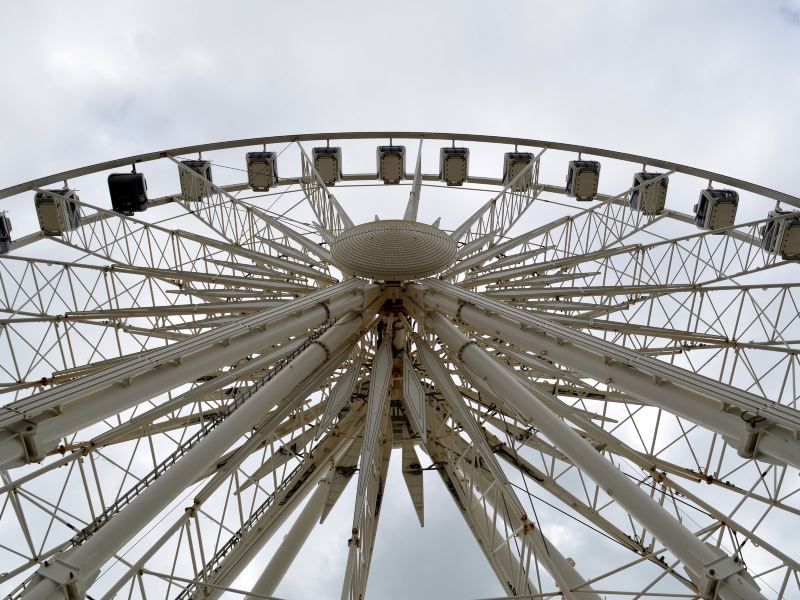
1, 131, 797, 600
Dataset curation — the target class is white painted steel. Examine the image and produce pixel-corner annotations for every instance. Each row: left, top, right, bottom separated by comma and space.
4, 132, 795, 207
417, 309, 766, 600
331, 220, 457, 281
3, 130, 799, 600
0, 280, 373, 469
19, 307, 378, 600
410, 281, 800, 469
247, 473, 337, 599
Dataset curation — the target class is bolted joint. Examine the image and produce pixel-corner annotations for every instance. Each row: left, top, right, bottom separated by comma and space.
455, 300, 469, 321
347, 527, 360, 548
519, 515, 534, 535
320, 300, 332, 322
687, 542, 757, 600
7, 419, 47, 463
455, 340, 478, 362
698, 555, 746, 600
36, 556, 99, 600
736, 412, 769, 460
310, 339, 331, 361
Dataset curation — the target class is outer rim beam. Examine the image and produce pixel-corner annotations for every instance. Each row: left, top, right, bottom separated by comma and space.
3, 131, 797, 208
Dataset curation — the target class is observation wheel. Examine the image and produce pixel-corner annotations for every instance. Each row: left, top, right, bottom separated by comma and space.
0, 132, 799, 600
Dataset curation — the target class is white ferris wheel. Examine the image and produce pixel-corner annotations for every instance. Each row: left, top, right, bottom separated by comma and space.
0, 132, 799, 600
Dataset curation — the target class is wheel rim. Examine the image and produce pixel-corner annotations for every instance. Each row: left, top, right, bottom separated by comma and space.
0, 132, 798, 599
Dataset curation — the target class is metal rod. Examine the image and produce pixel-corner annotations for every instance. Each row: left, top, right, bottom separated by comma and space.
19, 306, 377, 600
415, 308, 765, 600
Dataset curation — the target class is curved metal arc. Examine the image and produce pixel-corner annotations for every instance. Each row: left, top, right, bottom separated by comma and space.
4, 131, 797, 208
0, 129, 791, 596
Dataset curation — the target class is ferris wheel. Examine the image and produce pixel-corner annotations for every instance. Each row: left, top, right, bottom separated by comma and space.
0, 131, 799, 600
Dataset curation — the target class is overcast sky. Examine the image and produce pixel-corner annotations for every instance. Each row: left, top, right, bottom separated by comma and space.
2, 1, 800, 193
2, 2, 800, 599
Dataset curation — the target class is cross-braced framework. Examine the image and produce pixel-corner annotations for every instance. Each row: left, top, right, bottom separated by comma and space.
0, 132, 799, 600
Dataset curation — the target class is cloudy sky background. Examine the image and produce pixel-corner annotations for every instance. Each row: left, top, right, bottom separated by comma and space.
2, 2, 800, 598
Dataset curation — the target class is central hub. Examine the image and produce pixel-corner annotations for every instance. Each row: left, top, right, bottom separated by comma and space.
331, 220, 457, 281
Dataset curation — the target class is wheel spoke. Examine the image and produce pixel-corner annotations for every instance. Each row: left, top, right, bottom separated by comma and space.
2, 132, 798, 599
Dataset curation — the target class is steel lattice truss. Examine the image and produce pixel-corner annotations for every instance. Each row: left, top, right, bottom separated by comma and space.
0, 132, 799, 600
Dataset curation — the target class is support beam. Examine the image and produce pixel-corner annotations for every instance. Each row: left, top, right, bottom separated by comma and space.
401, 440, 424, 527
411, 280, 800, 469
443, 223, 565, 277
402, 352, 426, 442
421, 408, 538, 598
450, 149, 545, 246
173, 157, 331, 267
403, 139, 424, 222
317, 354, 364, 438
415, 307, 766, 600
193, 407, 367, 600
297, 142, 355, 234
415, 337, 528, 520
246, 470, 339, 599
89, 338, 307, 447
421, 382, 600, 600
341, 337, 393, 600
450, 445, 602, 600
19, 306, 378, 600
257, 213, 334, 262
342, 429, 391, 600
0, 280, 375, 469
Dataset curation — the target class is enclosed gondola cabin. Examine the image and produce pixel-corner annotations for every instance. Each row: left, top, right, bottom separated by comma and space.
630, 171, 669, 215
34, 189, 82, 236
439, 147, 469, 186
566, 160, 600, 200
761, 210, 800, 259
179, 160, 213, 202
246, 152, 278, 191
503, 152, 534, 191
108, 172, 148, 215
312, 147, 342, 186
693, 189, 738, 230
0, 212, 12, 254
377, 146, 406, 184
